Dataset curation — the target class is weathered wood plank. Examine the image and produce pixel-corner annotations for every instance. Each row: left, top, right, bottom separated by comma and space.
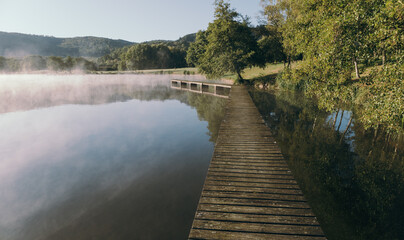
189, 229, 326, 240
203, 180, 299, 189
202, 185, 303, 195
199, 197, 309, 209
209, 161, 289, 168
206, 171, 296, 180
192, 219, 324, 236
205, 175, 299, 185
197, 204, 315, 217
202, 191, 307, 202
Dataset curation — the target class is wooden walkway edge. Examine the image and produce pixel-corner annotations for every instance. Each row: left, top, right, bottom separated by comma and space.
188, 86, 326, 240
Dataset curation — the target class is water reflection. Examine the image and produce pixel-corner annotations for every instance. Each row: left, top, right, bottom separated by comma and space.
0, 75, 226, 240
249, 89, 404, 240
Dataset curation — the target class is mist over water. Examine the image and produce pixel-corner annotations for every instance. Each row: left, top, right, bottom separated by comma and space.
0, 74, 208, 113
0, 74, 226, 240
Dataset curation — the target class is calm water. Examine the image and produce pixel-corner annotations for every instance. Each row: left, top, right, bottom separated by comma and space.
0, 74, 227, 240
249, 89, 404, 240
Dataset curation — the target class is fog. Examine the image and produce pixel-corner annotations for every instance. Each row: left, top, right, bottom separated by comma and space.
0, 74, 207, 114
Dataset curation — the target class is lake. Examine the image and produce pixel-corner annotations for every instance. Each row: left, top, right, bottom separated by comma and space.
0, 74, 227, 240
249, 89, 404, 240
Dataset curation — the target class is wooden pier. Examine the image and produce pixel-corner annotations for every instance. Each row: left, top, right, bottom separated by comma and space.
171, 79, 231, 98
188, 86, 325, 240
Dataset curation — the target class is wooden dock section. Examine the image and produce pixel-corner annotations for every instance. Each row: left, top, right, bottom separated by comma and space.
171, 79, 231, 98
188, 86, 325, 240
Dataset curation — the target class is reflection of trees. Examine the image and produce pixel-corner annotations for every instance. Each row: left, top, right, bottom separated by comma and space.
249, 89, 404, 240
0, 83, 187, 114
186, 92, 226, 142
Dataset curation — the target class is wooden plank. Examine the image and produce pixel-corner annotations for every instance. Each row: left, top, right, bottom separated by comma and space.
192, 219, 324, 236
196, 204, 314, 216
205, 176, 299, 185
199, 197, 309, 209
188, 86, 324, 239
206, 171, 296, 180
202, 185, 303, 195
201, 191, 307, 202
189, 228, 326, 240
204, 180, 299, 190
208, 164, 290, 171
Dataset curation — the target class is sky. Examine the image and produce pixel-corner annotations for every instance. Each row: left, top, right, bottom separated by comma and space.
0, 0, 263, 42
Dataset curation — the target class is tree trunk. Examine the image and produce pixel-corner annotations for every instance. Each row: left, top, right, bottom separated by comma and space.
339, 116, 353, 144
237, 71, 243, 80
332, 109, 339, 130
393, 142, 398, 161
367, 125, 379, 159
353, 56, 360, 79
372, 125, 379, 146
383, 132, 391, 151
337, 110, 345, 132
310, 116, 317, 137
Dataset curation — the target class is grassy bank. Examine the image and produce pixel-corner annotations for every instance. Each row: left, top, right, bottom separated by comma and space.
222, 63, 285, 83
92, 67, 198, 75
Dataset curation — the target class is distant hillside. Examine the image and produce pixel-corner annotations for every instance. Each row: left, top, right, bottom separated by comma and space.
0, 32, 133, 57
142, 33, 196, 48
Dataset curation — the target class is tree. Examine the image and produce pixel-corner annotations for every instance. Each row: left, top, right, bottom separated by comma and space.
0, 56, 5, 70
187, 0, 260, 79
47, 56, 65, 71
255, 25, 286, 64
186, 30, 208, 67
65, 56, 74, 71
22, 56, 47, 71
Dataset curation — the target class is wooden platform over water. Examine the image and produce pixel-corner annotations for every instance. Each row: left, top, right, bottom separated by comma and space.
188, 86, 325, 240
171, 79, 231, 98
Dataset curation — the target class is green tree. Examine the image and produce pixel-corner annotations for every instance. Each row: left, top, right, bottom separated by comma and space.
255, 25, 286, 64
188, 0, 260, 79
22, 56, 47, 71
65, 56, 74, 71
186, 30, 208, 67
0, 56, 5, 70
47, 56, 65, 71
119, 43, 187, 70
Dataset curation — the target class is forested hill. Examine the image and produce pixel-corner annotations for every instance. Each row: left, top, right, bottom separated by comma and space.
0, 31, 133, 57
142, 33, 196, 49
97, 33, 196, 71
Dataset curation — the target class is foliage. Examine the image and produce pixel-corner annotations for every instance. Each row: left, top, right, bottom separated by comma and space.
0, 56, 5, 70
186, 31, 208, 67
98, 34, 196, 71
117, 44, 187, 71
256, 25, 286, 63
187, 0, 261, 79
357, 59, 404, 132
261, 0, 404, 134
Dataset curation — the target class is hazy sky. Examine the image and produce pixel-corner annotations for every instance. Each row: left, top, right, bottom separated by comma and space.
0, 0, 263, 42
